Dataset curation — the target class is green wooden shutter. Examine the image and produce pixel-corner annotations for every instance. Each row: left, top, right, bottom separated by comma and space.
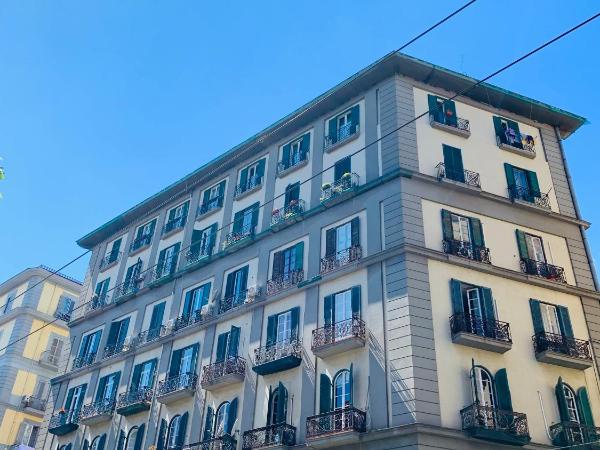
493, 116, 504, 142
157, 248, 166, 274
133, 423, 145, 450
250, 202, 260, 229
181, 201, 189, 219
202, 283, 211, 309
116, 430, 126, 450
112, 238, 122, 256
110, 372, 121, 401
577, 387, 595, 427
256, 159, 266, 180
177, 412, 189, 447
444, 99, 457, 127
156, 419, 167, 450
526, 170, 541, 197
226, 398, 238, 434
328, 115, 338, 142
295, 242, 304, 270
529, 299, 544, 334
239, 167, 249, 190
504, 163, 516, 197
555, 377, 570, 422
349, 363, 354, 405
203, 406, 214, 440
349, 104, 360, 134
148, 359, 158, 387
266, 386, 274, 426
83, 439, 89, 450
148, 219, 157, 237
351, 286, 361, 317
98, 435, 106, 450
350, 217, 360, 247
324, 295, 334, 326
64, 387, 74, 410
290, 307, 300, 340
150, 302, 165, 331
75, 385, 87, 413
117, 318, 130, 345
427, 95, 441, 122
182, 291, 193, 318
224, 272, 235, 298
228, 326, 240, 357
300, 133, 310, 158
232, 210, 243, 234
167, 207, 176, 222
450, 279, 463, 315
217, 180, 226, 206
169, 349, 182, 378
208, 223, 218, 254
131, 364, 142, 390
190, 229, 203, 257
494, 369, 513, 412
106, 322, 121, 348
266, 315, 277, 347
325, 228, 337, 257
190, 344, 199, 374
442, 145, 465, 183
281, 143, 291, 167
215, 333, 227, 362
480, 287, 495, 321
320, 374, 332, 413
95, 376, 108, 402
171, 243, 181, 272
441, 209, 453, 241
277, 382, 288, 424
334, 157, 351, 181
515, 230, 529, 259
556, 306, 574, 338
124, 264, 135, 288
469, 218, 485, 247
202, 188, 211, 209
238, 266, 249, 291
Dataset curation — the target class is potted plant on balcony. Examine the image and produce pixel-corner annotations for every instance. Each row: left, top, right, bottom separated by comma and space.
340, 172, 353, 191
320, 182, 332, 202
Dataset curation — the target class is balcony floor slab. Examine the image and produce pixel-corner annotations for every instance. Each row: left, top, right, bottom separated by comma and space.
452, 332, 512, 354
535, 350, 593, 370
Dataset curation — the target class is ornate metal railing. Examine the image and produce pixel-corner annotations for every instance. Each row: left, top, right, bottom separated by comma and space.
113, 275, 145, 299
201, 357, 246, 385
99, 250, 122, 270
72, 352, 96, 370
549, 421, 600, 447
320, 173, 359, 202
460, 403, 530, 440
436, 163, 481, 188
147, 257, 178, 284
184, 435, 237, 450
172, 308, 214, 333
271, 200, 306, 226
157, 373, 198, 397
312, 317, 366, 349
219, 287, 259, 314
508, 186, 550, 209
163, 215, 187, 235
496, 130, 535, 154
429, 112, 470, 133
198, 195, 224, 217
22, 395, 47, 411
79, 400, 115, 421
40, 350, 60, 368
266, 270, 304, 296
443, 239, 491, 264
532, 332, 592, 360
103, 341, 131, 359
234, 175, 263, 197
130, 234, 152, 252
117, 388, 153, 410
324, 122, 358, 150
49, 410, 79, 430
450, 313, 511, 342
306, 407, 366, 438
136, 325, 167, 345
254, 338, 302, 367
223, 224, 255, 249
520, 258, 566, 282
242, 423, 296, 449
320, 245, 362, 274
86, 293, 111, 314
185, 243, 214, 266
277, 150, 309, 174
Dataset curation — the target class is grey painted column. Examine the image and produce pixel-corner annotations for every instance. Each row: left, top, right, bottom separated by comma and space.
309, 120, 325, 209
364, 88, 380, 183
260, 144, 279, 232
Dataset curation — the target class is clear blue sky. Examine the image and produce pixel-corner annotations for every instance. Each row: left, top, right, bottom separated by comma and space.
0, 1, 598, 282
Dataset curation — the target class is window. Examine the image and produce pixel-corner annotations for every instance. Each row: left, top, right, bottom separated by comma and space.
237, 159, 266, 194
105, 238, 122, 263
284, 183, 300, 208
442, 145, 465, 182
167, 415, 182, 449
530, 299, 573, 341
3, 295, 14, 314
89, 435, 105, 450
272, 242, 303, 281
169, 344, 199, 378
326, 105, 359, 147
190, 224, 217, 260
47, 337, 64, 365
267, 383, 288, 425
280, 133, 310, 171
493, 116, 526, 149
125, 425, 144, 450
525, 234, 545, 263
428, 95, 457, 127
277, 311, 292, 343
450, 280, 498, 338
334, 156, 351, 182
334, 370, 351, 410
215, 402, 230, 437
334, 290, 352, 323
132, 219, 157, 250
20, 423, 39, 447
200, 180, 226, 213
78, 330, 102, 360
324, 286, 361, 326
96, 372, 120, 403
215, 326, 240, 362
504, 164, 541, 203
473, 366, 496, 410
563, 385, 580, 423
106, 316, 130, 352
224, 266, 248, 305
441, 210, 487, 261
336, 222, 352, 255
55, 296, 75, 320
65, 384, 87, 420
325, 217, 360, 259
123, 259, 143, 292
182, 283, 211, 319
266, 308, 299, 348
157, 243, 181, 277
451, 213, 471, 243
131, 360, 157, 391
232, 203, 259, 236
540, 303, 561, 335
94, 279, 110, 301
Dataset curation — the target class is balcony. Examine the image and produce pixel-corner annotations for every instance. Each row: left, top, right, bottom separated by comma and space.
277, 151, 309, 177
460, 403, 531, 446
201, 357, 246, 391
116, 388, 153, 416
114, 277, 145, 303
223, 224, 255, 251
253, 338, 303, 376
496, 131, 536, 158
185, 244, 214, 268
234, 175, 263, 199
48, 411, 79, 436
520, 258, 566, 283
21, 396, 47, 414
242, 423, 296, 450
266, 270, 304, 296
85, 293, 112, 315
532, 332, 593, 370
72, 353, 96, 371
184, 435, 237, 450
429, 112, 471, 138
129, 234, 152, 254
443, 239, 491, 264
146, 259, 178, 288
39, 350, 60, 370
103, 341, 131, 360
79, 400, 115, 425
508, 186, 551, 210
550, 421, 600, 449
99, 250, 121, 271
136, 325, 168, 346
219, 287, 260, 314
320, 173, 359, 206
157, 373, 198, 404
306, 407, 366, 448
320, 246, 362, 275
162, 215, 187, 238
436, 162, 481, 189
312, 317, 367, 358
450, 314, 512, 353
324, 122, 359, 153
198, 195, 224, 219
270, 200, 306, 231
172, 309, 213, 333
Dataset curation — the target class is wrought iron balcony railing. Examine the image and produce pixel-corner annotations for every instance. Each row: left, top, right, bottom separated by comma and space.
320, 245, 362, 275
520, 258, 566, 283
172, 308, 214, 333
162, 215, 187, 236
324, 122, 358, 150
103, 340, 131, 359
116, 388, 153, 412
266, 270, 304, 296
86, 293, 112, 314
99, 251, 122, 270
277, 150, 309, 175
306, 407, 366, 438
429, 112, 470, 134
79, 400, 115, 422
198, 195, 224, 217
242, 423, 296, 450
460, 403, 530, 443
21, 395, 47, 411
450, 313, 512, 343
201, 356, 246, 386
113, 275, 145, 299
184, 435, 237, 450
40, 350, 60, 368
436, 163, 481, 188
223, 224, 255, 249
72, 353, 96, 370
443, 239, 491, 264
157, 373, 198, 397
234, 175, 263, 198
312, 317, 366, 350
147, 258, 178, 285
48, 410, 79, 433
320, 173, 359, 203
550, 421, 600, 448
254, 338, 302, 367
219, 287, 259, 314
496, 130, 536, 154
532, 332, 592, 360
271, 200, 306, 226
130, 234, 152, 252
508, 186, 550, 209
185, 243, 214, 266
136, 325, 168, 346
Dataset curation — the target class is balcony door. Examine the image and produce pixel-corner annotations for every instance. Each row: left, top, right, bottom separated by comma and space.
473, 366, 496, 427
267, 383, 288, 426
464, 288, 485, 335
276, 311, 292, 345
451, 213, 471, 244
525, 234, 546, 263
336, 222, 352, 259
540, 303, 561, 335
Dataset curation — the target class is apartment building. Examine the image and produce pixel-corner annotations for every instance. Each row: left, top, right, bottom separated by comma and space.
0, 266, 79, 450
42, 52, 600, 450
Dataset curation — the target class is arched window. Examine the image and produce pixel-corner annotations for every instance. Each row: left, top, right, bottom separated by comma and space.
267, 384, 288, 425
473, 366, 496, 409
167, 415, 182, 449
214, 402, 230, 437
562, 384, 581, 423
126, 426, 139, 450
333, 370, 351, 410
90, 435, 106, 450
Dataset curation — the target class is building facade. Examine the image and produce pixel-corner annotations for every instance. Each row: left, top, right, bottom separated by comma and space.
42, 53, 600, 450
0, 266, 79, 450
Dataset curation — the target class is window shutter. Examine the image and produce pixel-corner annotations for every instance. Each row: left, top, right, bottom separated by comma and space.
112, 238, 122, 255
555, 377, 570, 422
301, 133, 310, 158
444, 99, 457, 127
349, 363, 354, 405
133, 424, 145, 450
150, 302, 165, 331
295, 242, 304, 270
427, 95, 441, 121
182, 291, 194, 318
215, 333, 227, 362
157, 248, 166, 274
251, 202, 260, 229
256, 159, 266, 180
107, 322, 120, 348
177, 412, 189, 447
117, 318, 130, 345
442, 145, 465, 183
89, 331, 102, 354
290, 307, 300, 340
320, 374, 332, 413
556, 306, 574, 338
441, 209, 453, 242
190, 344, 200, 374
325, 228, 337, 257
217, 180, 226, 206
95, 376, 108, 402
117, 430, 126, 450
239, 266, 249, 291
350, 217, 360, 247
266, 315, 277, 347
156, 419, 167, 450
110, 372, 121, 401
272, 251, 283, 280
480, 287, 495, 321
202, 188, 211, 208
148, 359, 158, 387
334, 157, 351, 181
529, 299, 544, 335
328, 115, 338, 141
281, 143, 291, 166
469, 218, 485, 247
349, 104, 360, 134
526, 170, 541, 197
208, 224, 218, 254
98, 434, 106, 450
351, 286, 361, 317
76, 385, 87, 412
171, 243, 181, 271
577, 387, 595, 427
450, 279, 464, 315
168, 207, 176, 222
277, 382, 288, 424
148, 219, 157, 237
324, 295, 334, 326
64, 387, 75, 410
226, 398, 238, 434
232, 209, 243, 234
124, 264, 135, 288
504, 163, 516, 193
203, 406, 214, 440
494, 368, 513, 412
201, 282, 211, 309
131, 364, 142, 390
189, 229, 202, 258
169, 349, 182, 378
224, 272, 235, 299
83, 439, 89, 450
228, 326, 240, 358
239, 167, 249, 189
515, 230, 529, 259
181, 201, 189, 219
493, 116, 504, 142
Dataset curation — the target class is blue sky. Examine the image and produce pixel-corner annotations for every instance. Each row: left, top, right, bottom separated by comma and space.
0, 0, 598, 282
